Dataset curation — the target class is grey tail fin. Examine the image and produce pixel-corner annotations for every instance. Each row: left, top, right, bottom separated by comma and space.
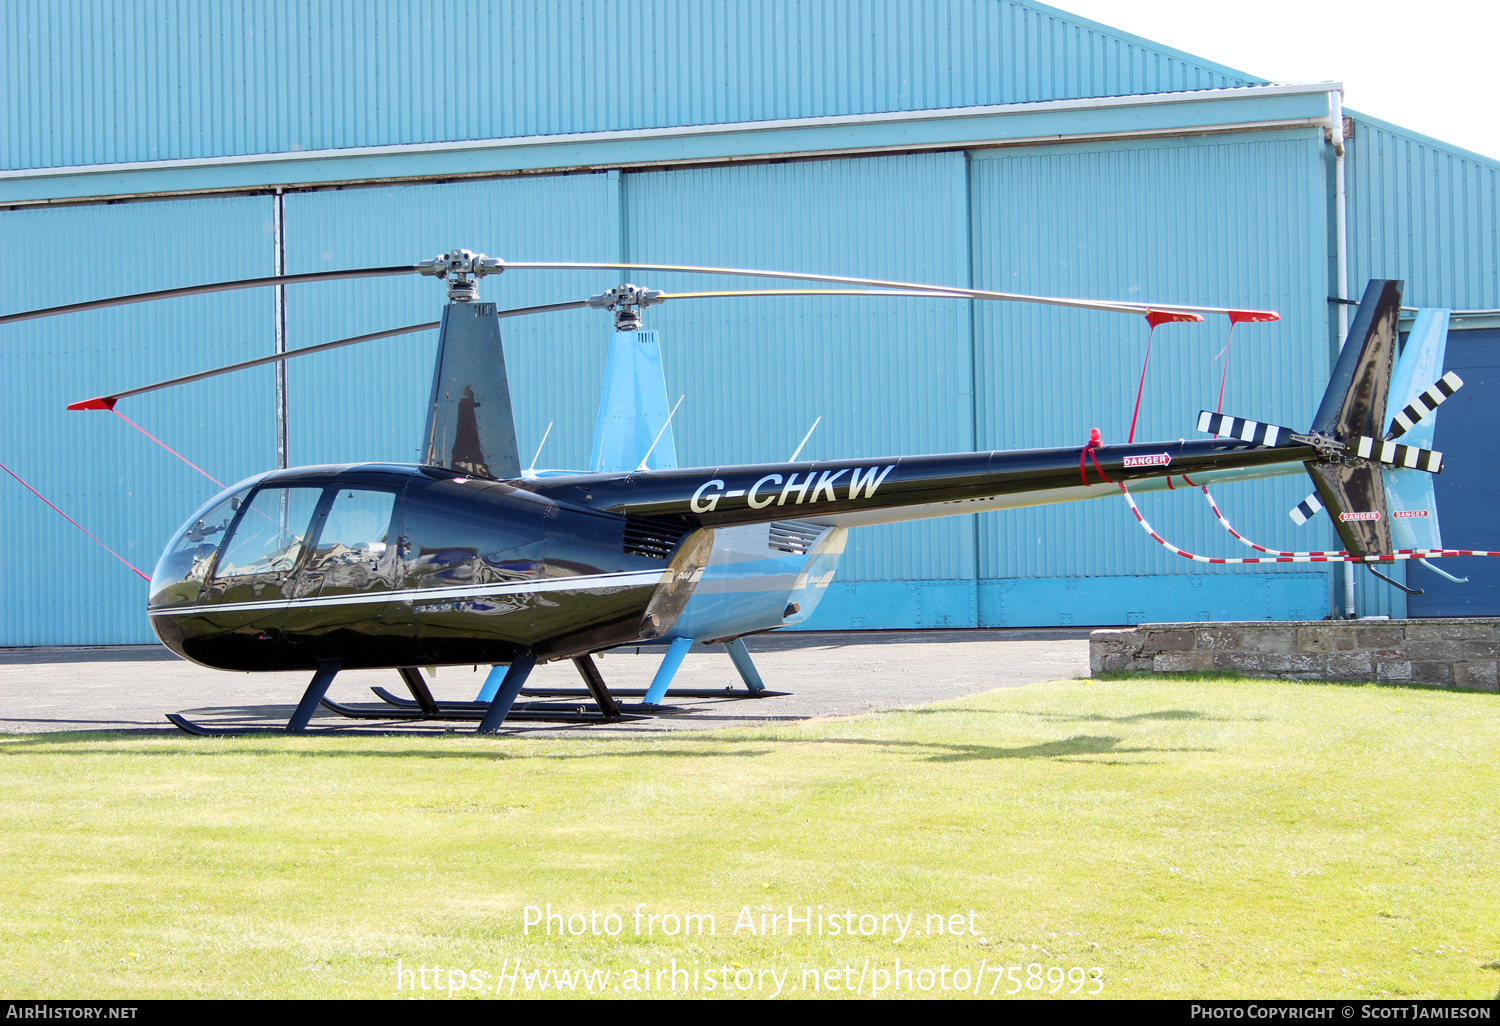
1306, 279, 1404, 557
1312, 279, 1403, 438
422, 301, 522, 480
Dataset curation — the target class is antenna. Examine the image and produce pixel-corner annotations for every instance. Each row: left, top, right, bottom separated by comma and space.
788, 416, 822, 462
637, 396, 684, 472
526, 421, 553, 476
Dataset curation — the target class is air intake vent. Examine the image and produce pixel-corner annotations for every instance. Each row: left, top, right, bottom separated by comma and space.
769, 521, 825, 555
623, 517, 687, 559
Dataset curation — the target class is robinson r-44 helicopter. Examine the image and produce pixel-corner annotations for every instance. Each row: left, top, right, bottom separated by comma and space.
1, 252, 1480, 734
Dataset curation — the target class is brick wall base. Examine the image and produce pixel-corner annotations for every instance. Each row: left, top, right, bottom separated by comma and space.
1089, 618, 1500, 690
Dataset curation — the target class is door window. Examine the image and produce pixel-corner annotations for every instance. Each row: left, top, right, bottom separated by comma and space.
214, 487, 323, 581
304, 488, 400, 595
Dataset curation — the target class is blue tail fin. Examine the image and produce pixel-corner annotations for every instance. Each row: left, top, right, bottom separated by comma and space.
1382, 309, 1451, 552
588, 329, 678, 472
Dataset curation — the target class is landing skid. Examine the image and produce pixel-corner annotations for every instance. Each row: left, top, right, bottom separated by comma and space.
319, 696, 650, 724
527, 686, 788, 699
167, 659, 344, 736
166, 651, 719, 737
165, 712, 310, 737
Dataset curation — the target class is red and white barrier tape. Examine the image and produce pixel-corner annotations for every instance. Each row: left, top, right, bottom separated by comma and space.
1199, 485, 1348, 557
1118, 482, 1500, 563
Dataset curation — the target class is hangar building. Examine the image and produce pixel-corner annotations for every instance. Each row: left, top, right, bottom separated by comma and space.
3, 0, 1498, 645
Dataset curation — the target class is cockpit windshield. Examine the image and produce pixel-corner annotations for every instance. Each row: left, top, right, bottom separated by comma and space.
148, 488, 250, 607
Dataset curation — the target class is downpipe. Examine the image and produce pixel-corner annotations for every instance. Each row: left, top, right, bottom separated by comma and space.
1330, 89, 1357, 618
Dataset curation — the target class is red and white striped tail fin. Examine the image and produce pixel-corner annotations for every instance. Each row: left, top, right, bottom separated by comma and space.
1387, 371, 1463, 439
1288, 491, 1325, 526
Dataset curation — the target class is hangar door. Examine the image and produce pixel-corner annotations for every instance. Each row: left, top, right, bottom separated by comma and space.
1407, 327, 1500, 615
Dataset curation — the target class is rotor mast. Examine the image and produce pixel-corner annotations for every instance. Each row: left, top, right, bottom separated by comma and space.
416, 249, 522, 479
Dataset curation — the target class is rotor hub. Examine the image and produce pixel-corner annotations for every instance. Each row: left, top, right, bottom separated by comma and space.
1290, 430, 1352, 463
587, 283, 665, 331
418, 249, 505, 302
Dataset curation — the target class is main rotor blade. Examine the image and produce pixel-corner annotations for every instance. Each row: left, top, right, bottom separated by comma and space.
661, 289, 968, 301
65, 297, 593, 410
509, 260, 1277, 320
4, 265, 423, 326
67, 322, 439, 409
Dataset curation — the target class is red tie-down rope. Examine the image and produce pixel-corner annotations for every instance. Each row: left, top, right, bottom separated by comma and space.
1129, 310, 1204, 443
105, 403, 226, 488
1079, 428, 1114, 486
0, 460, 150, 580
1212, 309, 1279, 427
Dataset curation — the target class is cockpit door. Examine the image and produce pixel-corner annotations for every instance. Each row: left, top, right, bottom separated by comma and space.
198, 486, 324, 658
282, 485, 409, 662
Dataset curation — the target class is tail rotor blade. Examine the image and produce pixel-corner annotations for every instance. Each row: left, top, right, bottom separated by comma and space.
1289, 492, 1325, 526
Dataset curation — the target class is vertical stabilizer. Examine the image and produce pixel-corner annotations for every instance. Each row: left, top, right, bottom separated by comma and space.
1307, 280, 1403, 557
1383, 309, 1451, 552
1313, 279, 1403, 439
422, 301, 521, 480
588, 330, 678, 473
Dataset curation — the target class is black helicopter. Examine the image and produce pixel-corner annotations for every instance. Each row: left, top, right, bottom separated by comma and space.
1, 252, 1446, 734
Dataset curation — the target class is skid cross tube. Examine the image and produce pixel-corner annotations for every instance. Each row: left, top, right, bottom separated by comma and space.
477, 653, 538, 732
724, 638, 768, 693
572, 655, 622, 719
397, 667, 441, 715
287, 660, 342, 731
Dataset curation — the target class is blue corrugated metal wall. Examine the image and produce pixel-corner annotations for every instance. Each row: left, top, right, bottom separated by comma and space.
623, 155, 977, 599
1346, 114, 1500, 312
282, 176, 623, 472
1343, 112, 1500, 617
5, 4, 1498, 644
0, 198, 276, 643
3, 0, 1256, 171
968, 130, 1333, 625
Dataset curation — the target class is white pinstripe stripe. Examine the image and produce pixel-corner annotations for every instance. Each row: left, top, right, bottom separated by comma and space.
148, 569, 667, 616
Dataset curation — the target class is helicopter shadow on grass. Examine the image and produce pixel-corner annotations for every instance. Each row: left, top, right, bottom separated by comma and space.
889, 704, 1263, 726
0, 725, 1217, 765
1015, 708, 1266, 725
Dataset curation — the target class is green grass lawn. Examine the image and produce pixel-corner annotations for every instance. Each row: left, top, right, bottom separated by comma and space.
1, 676, 1496, 1000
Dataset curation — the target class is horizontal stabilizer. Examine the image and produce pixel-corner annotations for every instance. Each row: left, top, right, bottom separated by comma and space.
1388, 371, 1463, 438
1289, 492, 1325, 526
1195, 411, 1286, 446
